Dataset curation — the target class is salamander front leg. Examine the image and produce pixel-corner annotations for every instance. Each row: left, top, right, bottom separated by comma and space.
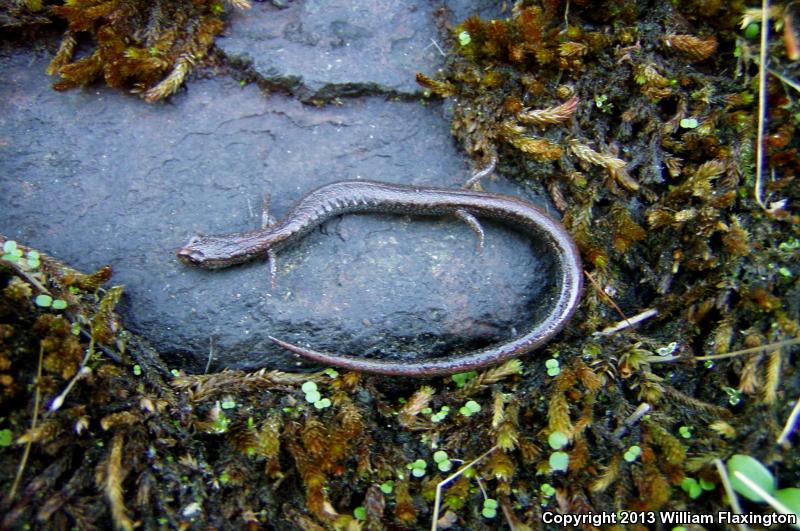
455, 209, 485, 252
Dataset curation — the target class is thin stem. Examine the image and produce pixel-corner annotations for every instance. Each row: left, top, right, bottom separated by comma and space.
584, 271, 628, 321
777, 396, 800, 445
10, 342, 45, 500
613, 403, 651, 438
204, 336, 215, 374
767, 67, 800, 94
754, 0, 770, 213
594, 308, 659, 337
431, 446, 497, 531
694, 337, 800, 361
48, 336, 94, 414
733, 471, 800, 530
713, 459, 748, 531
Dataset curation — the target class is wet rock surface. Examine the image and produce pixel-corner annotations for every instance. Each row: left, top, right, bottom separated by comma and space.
219, 0, 441, 101
0, 0, 560, 373
218, 0, 502, 102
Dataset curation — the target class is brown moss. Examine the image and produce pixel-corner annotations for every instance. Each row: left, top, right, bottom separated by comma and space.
48, 0, 247, 102
645, 422, 686, 466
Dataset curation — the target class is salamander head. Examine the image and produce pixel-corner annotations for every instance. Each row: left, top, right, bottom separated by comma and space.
177, 234, 258, 269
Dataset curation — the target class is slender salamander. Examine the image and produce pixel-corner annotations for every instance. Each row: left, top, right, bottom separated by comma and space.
177, 181, 583, 376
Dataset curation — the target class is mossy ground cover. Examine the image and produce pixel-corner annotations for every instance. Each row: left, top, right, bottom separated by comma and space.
1, 1, 799, 529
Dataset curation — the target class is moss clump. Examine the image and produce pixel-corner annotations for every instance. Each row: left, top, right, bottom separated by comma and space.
411, 0, 799, 522
46, 0, 250, 102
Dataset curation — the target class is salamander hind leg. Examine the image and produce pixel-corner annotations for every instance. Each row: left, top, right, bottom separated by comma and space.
463, 155, 497, 189
455, 209, 485, 252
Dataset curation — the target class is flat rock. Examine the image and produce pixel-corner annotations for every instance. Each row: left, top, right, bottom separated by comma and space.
1, 4, 558, 373
218, 0, 443, 101
217, 0, 504, 102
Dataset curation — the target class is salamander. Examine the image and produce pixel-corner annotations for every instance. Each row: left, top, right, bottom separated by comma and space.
177, 181, 582, 376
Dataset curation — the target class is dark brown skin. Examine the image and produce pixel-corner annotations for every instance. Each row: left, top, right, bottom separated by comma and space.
178, 181, 583, 376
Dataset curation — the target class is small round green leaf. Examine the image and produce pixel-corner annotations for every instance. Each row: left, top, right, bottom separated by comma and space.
699, 478, 715, 491
460, 401, 481, 416
353, 506, 366, 520
775, 488, 800, 516
680, 118, 699, 129
728, 454, 776, 502
433, 450, 448, 463
681, 478, 702, 499
411, 459, 426, 469
301, 381, 317, 394
548, 431, 568, 450
35, 294, 53, 307
379, 481, 394, 494
304, 390, 321, 403
744, 23, 759, 40
549, 451, 569, 472
451, 371, 476, 387
656, 342, 678, 356
0, 428, 12, 447
624, 445, 641, 462
52, 299, 68, 310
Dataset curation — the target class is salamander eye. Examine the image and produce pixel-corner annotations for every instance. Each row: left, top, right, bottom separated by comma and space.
177, 247, 205, 264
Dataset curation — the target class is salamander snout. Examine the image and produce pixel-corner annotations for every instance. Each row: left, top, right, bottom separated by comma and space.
177, 246, 205, 265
